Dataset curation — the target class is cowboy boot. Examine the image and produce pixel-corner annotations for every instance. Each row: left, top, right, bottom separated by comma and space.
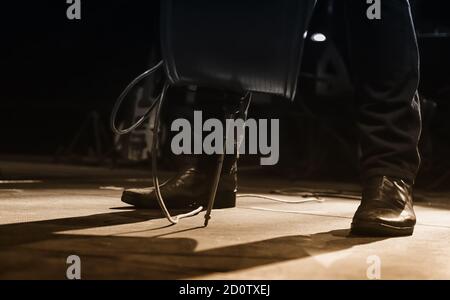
121, 88, 244, 210
351, 176, 416, 236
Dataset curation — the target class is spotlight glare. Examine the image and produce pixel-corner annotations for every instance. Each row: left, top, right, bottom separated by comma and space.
311, 33, 327, 42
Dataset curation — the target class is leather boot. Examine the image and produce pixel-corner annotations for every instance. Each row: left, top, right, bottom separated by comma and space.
121, 88, 243, 210
351, 176, 416, 236
121, 155, 237, 209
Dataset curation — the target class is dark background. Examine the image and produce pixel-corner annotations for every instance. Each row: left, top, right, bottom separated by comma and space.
1, 1, 159, 155
1, 0, 450, 186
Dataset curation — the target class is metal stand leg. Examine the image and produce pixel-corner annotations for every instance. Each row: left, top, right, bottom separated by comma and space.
204, 153, 225, 227
203, 93, 252, 227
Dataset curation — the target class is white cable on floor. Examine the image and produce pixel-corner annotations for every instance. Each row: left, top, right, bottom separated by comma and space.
237, 194, 324, 204
272, 188, 361, 200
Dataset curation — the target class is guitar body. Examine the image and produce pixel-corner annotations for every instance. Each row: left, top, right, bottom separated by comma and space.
160, 0, 316, 100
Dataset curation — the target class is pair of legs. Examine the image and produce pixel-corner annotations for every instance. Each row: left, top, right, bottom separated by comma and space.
123, 0, 422, 236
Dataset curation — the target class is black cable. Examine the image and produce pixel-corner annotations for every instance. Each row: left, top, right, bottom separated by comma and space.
110, 61, 163, 135
151, 82, 203, 224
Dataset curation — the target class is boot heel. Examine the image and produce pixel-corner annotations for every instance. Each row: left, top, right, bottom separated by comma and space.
213, 191, 236, 209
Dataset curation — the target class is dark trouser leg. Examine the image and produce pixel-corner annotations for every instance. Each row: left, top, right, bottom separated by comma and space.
344, 0, 421, 184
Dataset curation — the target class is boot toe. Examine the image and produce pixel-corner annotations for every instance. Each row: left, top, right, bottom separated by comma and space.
121, 188, 158, 208
351, 207, 416, 236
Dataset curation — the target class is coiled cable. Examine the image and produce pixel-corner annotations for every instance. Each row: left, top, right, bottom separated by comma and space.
110, 60, 164, 135
111, 62, 203, 225
151, 82, 203, 224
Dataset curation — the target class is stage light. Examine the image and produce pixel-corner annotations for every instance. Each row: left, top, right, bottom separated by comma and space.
311, 33, 327, 42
